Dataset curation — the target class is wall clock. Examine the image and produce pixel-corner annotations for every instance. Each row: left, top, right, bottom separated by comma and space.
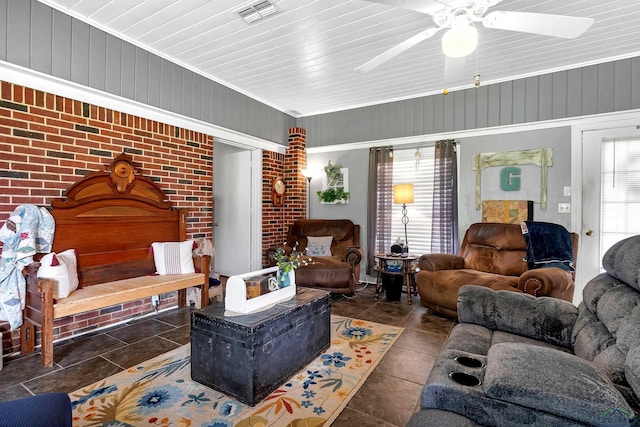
271, 177, 285, 206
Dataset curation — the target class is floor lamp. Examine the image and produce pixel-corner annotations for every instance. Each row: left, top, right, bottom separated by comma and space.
393, 183, 414, 252
301, 169, 313, 218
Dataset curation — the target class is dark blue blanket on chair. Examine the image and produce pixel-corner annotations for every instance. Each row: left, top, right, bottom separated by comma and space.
521, 221, 574, 272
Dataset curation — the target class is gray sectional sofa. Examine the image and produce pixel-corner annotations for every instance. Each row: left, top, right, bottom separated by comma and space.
409, 234, 640, 426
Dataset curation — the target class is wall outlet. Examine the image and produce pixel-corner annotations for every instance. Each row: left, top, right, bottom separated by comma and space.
558, 203, 571, 213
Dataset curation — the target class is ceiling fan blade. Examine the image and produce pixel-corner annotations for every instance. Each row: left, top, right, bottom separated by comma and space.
363, 0, 445, 16
483, 11, 594, 39
355, 27, 441, 73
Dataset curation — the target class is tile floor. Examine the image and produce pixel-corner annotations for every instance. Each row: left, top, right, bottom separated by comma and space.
0, 283, 455, 426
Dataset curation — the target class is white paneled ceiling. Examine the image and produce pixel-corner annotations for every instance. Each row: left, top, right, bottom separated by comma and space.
37, 0, 640, 117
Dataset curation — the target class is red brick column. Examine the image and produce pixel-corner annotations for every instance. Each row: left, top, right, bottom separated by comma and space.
261, 128, 307, 265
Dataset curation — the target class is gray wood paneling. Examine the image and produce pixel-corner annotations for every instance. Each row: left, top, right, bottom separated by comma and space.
51, 10, 71, 80
538, 74, 552, 122
181, 69, 193, 117
633, 58, 640, 110
31, 1, 52, 74
525, 76, 539, 123
465, 88, 476, 130
201, 80, 212, 124
567, 68, 582, 117
105, 34, 121, 96
582, 65, 598, 115
614, 59, 632, 111
499, 81, 512, 125
210, 81, 221, 125
70, 19, 90, 86
302, 55, 640, 147
597, 62, 615, 113
89, 28, 106, 91
423, 96, 434, 135
148, 54, 161, 108
192, 74, 203, 121
413, 97, 424, 135
171, 63, 183, 114
433, 94, 444, 133
3, 0, 293, 145
512, 79, 525, 124
552, 71, 567, 120
160, 58, 172, 111
475, 85, 488, 128
7, 0, 30, 67
487, 84, 500, 127
403, 98, 415, 137
443, 91, 454, 132
120, 42, 135, 100
134, 48, 149, 104
454, 90, 465, 131
0, 0, 7, 62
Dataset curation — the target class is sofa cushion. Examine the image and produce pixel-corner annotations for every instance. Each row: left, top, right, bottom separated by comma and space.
485, 343, 634, 426
603, 235, 640, 290
458, 285, 577, 348
461, 223, 528, 276
306, 235, 333, 256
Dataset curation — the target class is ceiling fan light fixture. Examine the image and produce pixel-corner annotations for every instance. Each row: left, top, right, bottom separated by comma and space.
441, 23, 478, 58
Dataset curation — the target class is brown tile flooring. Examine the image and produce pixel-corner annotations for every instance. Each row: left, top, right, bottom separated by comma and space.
0, 284, 455, 426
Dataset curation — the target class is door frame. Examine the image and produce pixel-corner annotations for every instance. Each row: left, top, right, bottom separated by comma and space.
571, 112, 640, 300
213, 139, 264, 276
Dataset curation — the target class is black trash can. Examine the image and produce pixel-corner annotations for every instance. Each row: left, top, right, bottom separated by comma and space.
383, 274, 403, 301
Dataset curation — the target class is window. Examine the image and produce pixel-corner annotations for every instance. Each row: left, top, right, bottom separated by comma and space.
390, 146, 435, 255
600, 138, 640, 255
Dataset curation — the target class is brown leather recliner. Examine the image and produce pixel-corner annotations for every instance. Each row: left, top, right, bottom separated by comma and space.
265, 219, 364, 295
416, 222, 578, 318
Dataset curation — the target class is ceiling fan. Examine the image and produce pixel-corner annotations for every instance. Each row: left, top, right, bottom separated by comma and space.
355, 0, 594, 73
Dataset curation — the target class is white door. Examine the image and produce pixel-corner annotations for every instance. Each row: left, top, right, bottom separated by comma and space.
581, 126, 640, 287
213, 142, 262, 276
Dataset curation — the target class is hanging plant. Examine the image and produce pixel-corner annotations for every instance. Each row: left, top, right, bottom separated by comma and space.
317, 187, 349, 204
324, 161, 343, 186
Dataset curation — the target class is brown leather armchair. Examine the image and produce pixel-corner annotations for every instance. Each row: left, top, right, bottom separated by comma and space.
265, 219, 364, 295
417, 222, 578, 318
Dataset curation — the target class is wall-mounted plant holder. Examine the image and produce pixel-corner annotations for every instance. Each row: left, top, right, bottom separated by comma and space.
317, 167, 349, 204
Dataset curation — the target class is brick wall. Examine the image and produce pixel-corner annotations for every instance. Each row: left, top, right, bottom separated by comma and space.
261, 128, 308, 265
0, 81, 213, 355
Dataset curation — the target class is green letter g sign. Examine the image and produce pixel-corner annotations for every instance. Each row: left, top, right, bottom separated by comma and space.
500, 167, 521, 191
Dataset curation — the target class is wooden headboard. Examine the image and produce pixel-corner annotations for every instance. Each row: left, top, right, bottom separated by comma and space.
47, 153, 189, 287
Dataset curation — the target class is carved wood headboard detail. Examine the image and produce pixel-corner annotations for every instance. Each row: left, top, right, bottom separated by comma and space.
52, 153, 172, 210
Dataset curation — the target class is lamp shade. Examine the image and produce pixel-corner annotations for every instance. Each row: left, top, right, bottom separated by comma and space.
301, 168, 313, 179
394, 183, 414, 204
441, 24, 478, 58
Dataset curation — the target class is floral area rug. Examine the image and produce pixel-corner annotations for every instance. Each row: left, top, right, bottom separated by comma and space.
70, 315, 403, 426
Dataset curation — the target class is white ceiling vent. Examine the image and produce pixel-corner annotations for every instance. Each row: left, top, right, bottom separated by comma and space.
237, 1, 279, 24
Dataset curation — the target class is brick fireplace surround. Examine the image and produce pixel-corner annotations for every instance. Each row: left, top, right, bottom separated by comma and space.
0, 80, 306, 356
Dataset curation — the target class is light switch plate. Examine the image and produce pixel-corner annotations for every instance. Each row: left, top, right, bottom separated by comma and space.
564, 186, 571, 197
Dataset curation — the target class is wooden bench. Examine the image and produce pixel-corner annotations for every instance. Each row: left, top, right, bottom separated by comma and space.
20, 154, 210, 368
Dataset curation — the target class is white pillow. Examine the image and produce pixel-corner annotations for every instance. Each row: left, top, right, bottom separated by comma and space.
37, 249, 79, 298
306, 236, 333, 257
151, 241, 195, 275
